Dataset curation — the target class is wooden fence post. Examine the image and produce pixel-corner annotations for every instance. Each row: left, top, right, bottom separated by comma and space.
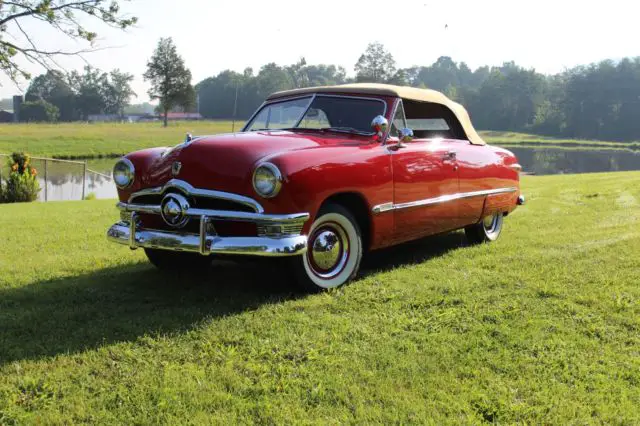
82, 161, 87, 200
44, 159, 48, 202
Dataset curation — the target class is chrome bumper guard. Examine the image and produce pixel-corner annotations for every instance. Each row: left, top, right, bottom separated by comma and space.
107, 203, 309, 257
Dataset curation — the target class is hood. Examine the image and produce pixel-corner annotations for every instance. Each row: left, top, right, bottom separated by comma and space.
141, 130, 355, 194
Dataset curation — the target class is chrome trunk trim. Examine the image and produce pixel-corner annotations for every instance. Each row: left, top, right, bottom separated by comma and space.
372, 187, 518, 214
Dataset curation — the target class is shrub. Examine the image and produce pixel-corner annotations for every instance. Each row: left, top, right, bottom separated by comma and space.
1, 153, 40, 203
19, 100, 60, 123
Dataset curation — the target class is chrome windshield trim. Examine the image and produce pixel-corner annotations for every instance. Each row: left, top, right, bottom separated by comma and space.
292, 94, 317, 128
242, 95, 314, 132
241, 101, 267, 132
242, 94, 388, 135
383, 98, 401, 145
129, 179, 264, 214
117, 201, 309, 224
372, 187, 518, 214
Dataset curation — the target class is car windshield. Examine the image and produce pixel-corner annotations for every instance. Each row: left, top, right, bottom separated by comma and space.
245, 95, 386, 134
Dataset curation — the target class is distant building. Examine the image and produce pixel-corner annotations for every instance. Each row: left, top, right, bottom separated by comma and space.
0, 110, 13, 123
166, 112, 202, 121
87, 113, 156, 123
88, 114, 120, 122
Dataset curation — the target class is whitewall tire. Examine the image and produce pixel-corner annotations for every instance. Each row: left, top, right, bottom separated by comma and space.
293, 204, 363, 291
465, 212, 504, 244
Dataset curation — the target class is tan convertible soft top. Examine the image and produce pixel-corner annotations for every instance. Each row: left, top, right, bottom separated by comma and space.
268, 83, 486, 145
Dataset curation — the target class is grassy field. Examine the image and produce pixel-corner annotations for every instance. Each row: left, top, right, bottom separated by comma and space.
481, 130, 640, 150
0, 172, 638, 424
1, 121, 638, 159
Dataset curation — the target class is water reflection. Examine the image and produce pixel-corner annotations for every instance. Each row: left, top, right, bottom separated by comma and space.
0, 158, 117, 202
509, 147, 640, 175
1, 147, 639, 202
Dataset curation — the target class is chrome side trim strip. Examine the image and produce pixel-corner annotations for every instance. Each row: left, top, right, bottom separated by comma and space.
372, 187, 518, 215
129, 179, 264, 213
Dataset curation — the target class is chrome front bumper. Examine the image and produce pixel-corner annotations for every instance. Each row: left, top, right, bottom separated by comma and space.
107, 207, 309, 257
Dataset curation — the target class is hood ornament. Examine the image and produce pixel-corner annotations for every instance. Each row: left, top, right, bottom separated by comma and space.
172, 161, 182, 177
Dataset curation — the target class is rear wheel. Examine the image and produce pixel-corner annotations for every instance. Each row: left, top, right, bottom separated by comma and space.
293, 204, 363, 291
144, 248, 213, 271
465, 212, 504, 244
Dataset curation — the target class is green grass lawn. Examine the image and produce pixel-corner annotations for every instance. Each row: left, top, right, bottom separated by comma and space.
0, 172, 639, 424
0, 121, 241, 159
1, 122, 637, 159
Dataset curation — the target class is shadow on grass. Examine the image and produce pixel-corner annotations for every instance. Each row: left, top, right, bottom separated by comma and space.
0, 232, 467, 365
362, 231, 467, 277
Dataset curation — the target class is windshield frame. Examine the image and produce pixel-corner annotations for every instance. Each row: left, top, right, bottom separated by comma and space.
242, 94, 388, 135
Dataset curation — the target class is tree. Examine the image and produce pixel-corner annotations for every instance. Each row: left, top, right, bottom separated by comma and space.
286, 57, 309, 88
144, 38, 194, 126
69, 65, 108, 119
467, 64, 546, 132
20, 99, 59, 122
104, 69, 136, 116
255, 63, 293, 99
25, 70, 76, 120
354, 42, 396, 83
0, 1, 137, 85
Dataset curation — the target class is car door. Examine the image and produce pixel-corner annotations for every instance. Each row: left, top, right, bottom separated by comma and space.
390, 137, 460, 244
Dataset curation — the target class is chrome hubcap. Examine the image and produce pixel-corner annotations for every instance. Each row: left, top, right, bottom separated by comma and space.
307, 224, 349, 279
483, 214, 500, 234
311, 230, 342, 270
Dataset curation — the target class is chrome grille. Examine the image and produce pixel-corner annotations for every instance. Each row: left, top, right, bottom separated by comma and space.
128, 179, 264, 214
130, 193, 255, 213
257, 222, 304, 237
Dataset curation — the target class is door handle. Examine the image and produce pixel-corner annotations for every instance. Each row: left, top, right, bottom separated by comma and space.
442, 151, 456, 161
388, 142, 407, 151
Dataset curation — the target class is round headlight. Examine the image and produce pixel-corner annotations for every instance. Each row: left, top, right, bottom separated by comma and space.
113, 158, 135, 189
252, 162, 282, 198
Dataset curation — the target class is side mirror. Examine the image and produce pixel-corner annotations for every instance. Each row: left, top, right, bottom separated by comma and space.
371, 115, 388, 136
398, 128, 414, 143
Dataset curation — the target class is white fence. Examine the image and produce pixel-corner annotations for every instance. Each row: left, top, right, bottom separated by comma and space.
0, 154, 112, 201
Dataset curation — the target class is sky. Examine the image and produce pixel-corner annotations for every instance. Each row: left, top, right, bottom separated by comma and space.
1, 0, 638, 101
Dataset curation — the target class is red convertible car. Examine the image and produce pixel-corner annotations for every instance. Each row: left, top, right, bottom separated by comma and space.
108, 84, 524, 291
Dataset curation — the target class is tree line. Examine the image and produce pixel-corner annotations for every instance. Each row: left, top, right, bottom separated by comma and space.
16, 67, 136, 122
197, 42, 640, 142
8, 36, 640, 142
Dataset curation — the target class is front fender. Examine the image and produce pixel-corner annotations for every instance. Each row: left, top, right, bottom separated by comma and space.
258, 144, 394, 247
117, 147, 169, 202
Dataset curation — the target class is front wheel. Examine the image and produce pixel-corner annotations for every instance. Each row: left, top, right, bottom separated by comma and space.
465, 212, 504, 244
292, 204, 363, 292
144, 248, 213, 271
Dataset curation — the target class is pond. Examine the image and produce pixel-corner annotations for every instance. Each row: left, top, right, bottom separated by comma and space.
0, 158, 117, 202
508, 147, 640, 176
2, 147, 640, 202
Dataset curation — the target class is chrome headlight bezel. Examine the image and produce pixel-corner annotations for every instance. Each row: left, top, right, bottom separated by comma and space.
252, 162, 283, 199
113, 158, 135, 189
